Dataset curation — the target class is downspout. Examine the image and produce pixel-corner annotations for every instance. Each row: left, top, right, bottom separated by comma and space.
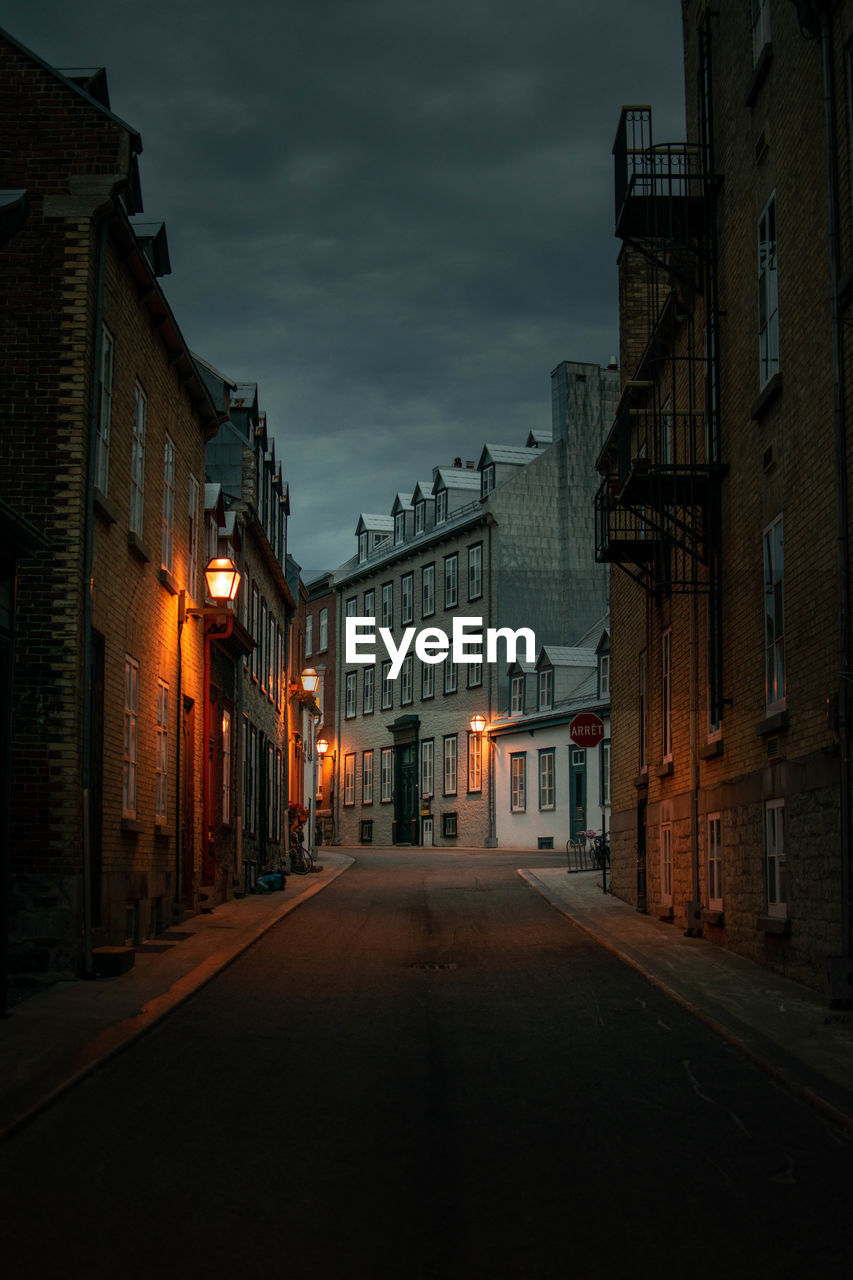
485, 516, 497, 846
81, 214, 109, 978
815, 4, 853, 1005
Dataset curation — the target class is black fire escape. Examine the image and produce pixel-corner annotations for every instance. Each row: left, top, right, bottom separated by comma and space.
596, 22, 724, 721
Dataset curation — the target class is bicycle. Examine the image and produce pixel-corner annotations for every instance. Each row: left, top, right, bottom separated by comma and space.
289, 833, 314, 875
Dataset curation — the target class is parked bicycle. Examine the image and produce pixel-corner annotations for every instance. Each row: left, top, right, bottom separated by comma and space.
289, 835, 314, 875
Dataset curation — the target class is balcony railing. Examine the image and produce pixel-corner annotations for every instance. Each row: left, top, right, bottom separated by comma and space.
613, 106, 707, 241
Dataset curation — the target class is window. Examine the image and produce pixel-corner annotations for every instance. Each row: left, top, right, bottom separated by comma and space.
381, 660, 393, 710
345, 671, 357, 718
538, 668, 553, 711
415, 500, 425, 534
187, 475, 200, 597
161, 435, 175, 572
444, 660, 457, 695
422, 660, 435, 700
394, 511, 406, 544
764, 515, 785, 711
251, 585, 260, 681
468, 734, 482, 793
639, 649, 647, 771
401, 573, 413, 625
422, 564, 435, 617
468, 543, 483, 600
381, 583, 393, 629
364, 588, 375, 619
346, 596, 358, 618
343, 754, 355, 806
363, 665, 375, 714
444, 554, 458, 608
319, 607, 328, 651
601, 739, 611, 807
599, 652, 610, 698
421, 739, 434, 797
481, 464, 495, 498
381, 747, 393, 802
661, 822, 673, 905
305, 614, 313, 656
129, 383, 147, 537
765, 799, 786, 918
358, 531, 368, 563
435, 489, 448, 524
707, 813, 722, 911
468, 661, 483, 689
401, 654, 414, 705
267, 744, 275, 838
511, 674, 524, 715
751, 0, 771, 64
661, 630, 672, 762
260, 600, 268, 692
510, 753, 526, 812
362, 750, 374, 804
443, 735, 457, 795
156, 678, 169, 822
538, 749, 555, 810
123, 656, 138, 818
222, 707, 232, 825
758, 193, 779, 387
96, 325, 114, 494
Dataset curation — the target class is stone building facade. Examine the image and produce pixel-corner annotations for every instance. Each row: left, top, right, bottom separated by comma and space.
598, 2, 853, 998
0, 30, 230, 984
333, 359, 618, 848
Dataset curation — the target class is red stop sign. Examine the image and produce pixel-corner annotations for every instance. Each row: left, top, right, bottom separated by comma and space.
569, 712, 605, 748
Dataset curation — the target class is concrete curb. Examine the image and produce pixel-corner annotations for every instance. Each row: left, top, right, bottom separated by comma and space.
519, 869, 853, 1138
0, 858, 353, 1144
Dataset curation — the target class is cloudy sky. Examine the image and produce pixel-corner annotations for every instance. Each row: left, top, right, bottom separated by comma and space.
5, 0, 686, 571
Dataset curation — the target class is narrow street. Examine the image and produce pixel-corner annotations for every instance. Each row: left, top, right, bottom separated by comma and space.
3, 850, 852, 1279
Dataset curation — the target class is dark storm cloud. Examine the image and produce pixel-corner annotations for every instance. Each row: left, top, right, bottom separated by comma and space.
3, 0, 686, 568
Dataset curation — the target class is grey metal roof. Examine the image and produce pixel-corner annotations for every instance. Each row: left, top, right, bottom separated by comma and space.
480, 443, 541, 467
433, 468, 481, 492
526, 429, 553, 447
356, 513, 395, 533
391, 492, 414, 512
537, 646, 597, 669
412, 480, 437, 501
204, 482, 222, 510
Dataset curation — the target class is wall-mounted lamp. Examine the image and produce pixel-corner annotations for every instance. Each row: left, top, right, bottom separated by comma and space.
470, 713, 487, 735
179, 556, 242, 634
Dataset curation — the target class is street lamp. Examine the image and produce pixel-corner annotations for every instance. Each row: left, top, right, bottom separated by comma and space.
300, 666, 320, 695
176, 557, 244, 920
469, 713, 496, 846
470, 713, 487, 735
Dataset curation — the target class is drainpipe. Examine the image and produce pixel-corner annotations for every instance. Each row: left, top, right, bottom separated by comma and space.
485, 516, 497, 846
81, 214, 109, 979
811, 2, 853, 1005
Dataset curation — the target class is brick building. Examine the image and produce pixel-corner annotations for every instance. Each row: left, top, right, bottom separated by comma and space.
597, 2, 853, 999
303, 570, 337, 844
201, 365, 295, 891
332, 359, 618, 848
0, 28, 240, 987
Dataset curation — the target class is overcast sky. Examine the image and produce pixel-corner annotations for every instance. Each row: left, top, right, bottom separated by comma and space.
5, 0, 686, 571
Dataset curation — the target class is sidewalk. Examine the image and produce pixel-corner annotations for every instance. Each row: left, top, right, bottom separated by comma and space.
0, 853, 353, 1141
520, 867, 853, 1133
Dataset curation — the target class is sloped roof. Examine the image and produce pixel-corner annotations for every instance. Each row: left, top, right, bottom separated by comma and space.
433, 468, 481, 492
526, 429, 553, 447
356, 513, 394, 534
412, 481, 435, 502
391, 492, 413, 513
479, 443, 541, 468
536, 646, 597, 669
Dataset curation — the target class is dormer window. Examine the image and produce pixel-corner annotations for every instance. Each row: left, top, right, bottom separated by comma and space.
394, 511, 406, 544
481, 464, 495, 498
599, 651, 611, 698
510, 674, 525, 715
415, 500, 425, 534
435, 490, 448, 524
358, 531, 368, 563
538, 668, 553, 711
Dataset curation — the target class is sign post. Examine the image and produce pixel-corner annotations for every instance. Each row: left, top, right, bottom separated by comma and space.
568, 713, 607, 891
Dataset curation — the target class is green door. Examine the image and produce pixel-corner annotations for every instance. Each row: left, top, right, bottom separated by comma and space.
394, 743, 418, 843
569, 747, 587, 841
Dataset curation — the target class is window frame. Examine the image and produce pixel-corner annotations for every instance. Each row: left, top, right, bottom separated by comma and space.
161, 434, 176, 572
381, 582, 393, 630
765, 799, 786, 918
538, 668, 553, 711
381, 747, 393, 803
661, 629, 672, 763
155, 677, 169, 823
345, 671, 357, 719
421, 738, 434, 798
510, 674, 524, 715
421, 659, 435, 700
221, 705, 232, 826
763, 514, 786, 713
538, 748, 555, 811
380, 659, 393, 710
96, 324, 114, 495
758, 191, 779, 388
362, 749, 374, 805
707, 812, 722, 911
444, 553, 458, 609
129, 382, 147, 537
443, 734, 458, 796
401, 654, 414, 705
187, 474, 200, 598
422, 563, 435, 617
343, 753, 356, 806
481, 464, 495, 498
468, 542, 483, 601
661, 821, 673, 906
467, 733, 482, 793
401, 572, 414, 625
363, 665, 375, 715
123, 655, 139, 819
510, 752, 526, 813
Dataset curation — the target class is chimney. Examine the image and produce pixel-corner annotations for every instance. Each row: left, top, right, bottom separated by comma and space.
453, 456, 462, 468
466, 460, 474, 469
